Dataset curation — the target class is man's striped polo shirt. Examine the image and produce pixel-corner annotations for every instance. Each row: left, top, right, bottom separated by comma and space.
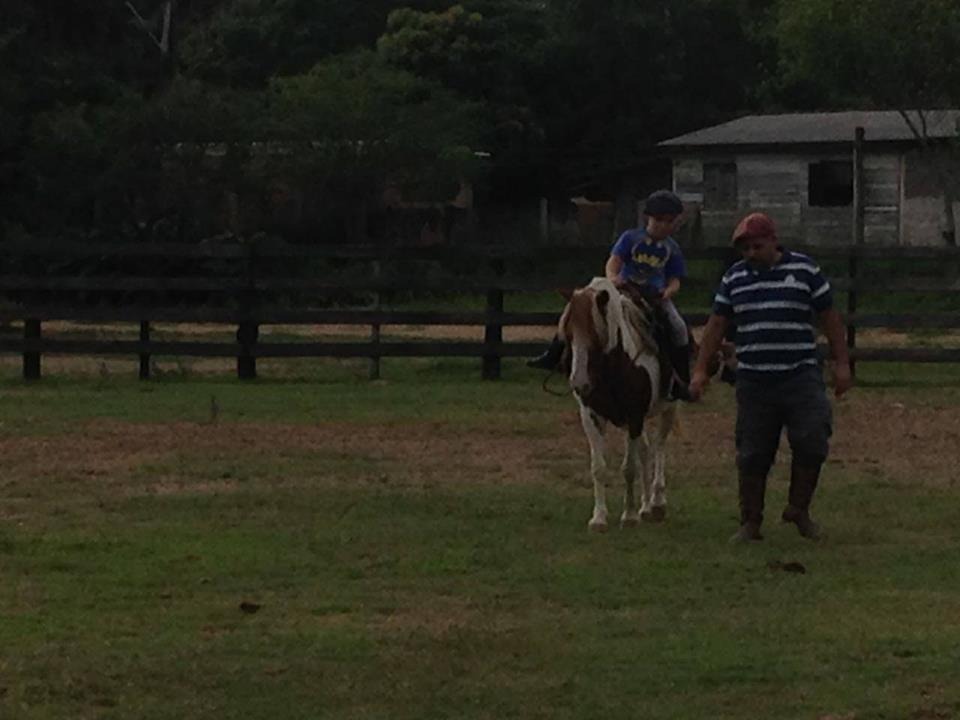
713, 249, 833, 377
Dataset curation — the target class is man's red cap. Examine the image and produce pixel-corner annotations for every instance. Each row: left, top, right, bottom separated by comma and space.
732, 212, 777, 246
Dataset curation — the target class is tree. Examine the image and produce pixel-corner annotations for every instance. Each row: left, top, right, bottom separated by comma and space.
253, 50, 486, 240
178, 0, 450, 88
775, 0, 960, 245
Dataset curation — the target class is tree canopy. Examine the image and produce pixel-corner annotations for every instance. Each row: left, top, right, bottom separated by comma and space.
3, 0, 959, 243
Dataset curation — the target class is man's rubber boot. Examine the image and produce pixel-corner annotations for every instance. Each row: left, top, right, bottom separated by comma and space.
527, 335, 565, 370
730, 472, 766, 543
782, 462, 822, 540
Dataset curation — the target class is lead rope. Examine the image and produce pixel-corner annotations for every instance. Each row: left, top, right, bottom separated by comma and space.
541, 367, 569, 397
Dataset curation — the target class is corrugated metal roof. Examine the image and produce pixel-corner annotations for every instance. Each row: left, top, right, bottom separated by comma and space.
660, 110, 960, 147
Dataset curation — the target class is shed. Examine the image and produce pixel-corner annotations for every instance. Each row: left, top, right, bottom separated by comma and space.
659, 110, 960, 246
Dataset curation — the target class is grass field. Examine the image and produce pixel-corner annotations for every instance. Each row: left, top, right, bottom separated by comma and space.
2, 357, 960, 719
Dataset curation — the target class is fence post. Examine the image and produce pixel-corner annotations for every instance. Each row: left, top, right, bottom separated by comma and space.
539, 198, 549, 244
369, 253, 382, 380
237, 240, 259, 380
23, 318, 41, 380
139, 321, 151, 380
849, 126, 865, 378
482, 256, 505, 380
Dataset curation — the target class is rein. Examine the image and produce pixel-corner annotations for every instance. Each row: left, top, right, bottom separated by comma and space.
541, 366, 571, 397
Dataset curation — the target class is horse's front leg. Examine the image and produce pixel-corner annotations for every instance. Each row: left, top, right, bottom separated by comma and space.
620, 430, 646, 528
644, 405, 676, 522
579, 405, 609, 532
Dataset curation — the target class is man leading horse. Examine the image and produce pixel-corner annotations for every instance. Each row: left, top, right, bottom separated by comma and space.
691, 212, 853, 543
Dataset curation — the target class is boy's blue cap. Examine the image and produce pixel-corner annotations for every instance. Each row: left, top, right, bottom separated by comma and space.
643, 190, 683, 217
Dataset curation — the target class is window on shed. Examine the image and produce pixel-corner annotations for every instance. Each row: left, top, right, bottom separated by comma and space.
808, 161, 853, 207
703, 162, 737, 209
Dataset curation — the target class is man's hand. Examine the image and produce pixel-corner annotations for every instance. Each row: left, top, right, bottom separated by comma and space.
611, 276, 628, 288
689, 368, 710, 401
661, 286, 677, 301
832, 360, 853, 398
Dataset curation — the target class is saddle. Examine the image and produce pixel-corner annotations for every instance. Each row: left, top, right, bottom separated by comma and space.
616, 283, 688, 398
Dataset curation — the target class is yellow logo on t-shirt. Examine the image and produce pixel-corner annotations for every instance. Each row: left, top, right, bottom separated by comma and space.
632, 251, 667, 268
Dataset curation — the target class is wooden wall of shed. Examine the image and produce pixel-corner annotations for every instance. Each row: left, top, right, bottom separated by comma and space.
900, 148, 960, 246
672, 150, 902, 247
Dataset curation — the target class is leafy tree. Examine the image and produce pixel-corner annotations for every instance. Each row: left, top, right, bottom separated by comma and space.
775, 0, 960, 244
178, 0, 450, 88
255, 50, 485, 239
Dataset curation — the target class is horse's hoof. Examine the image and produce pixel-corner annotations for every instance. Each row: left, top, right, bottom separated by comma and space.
642, 506, 667, 523
588, 519, 609, 533
620, 514, 640, 529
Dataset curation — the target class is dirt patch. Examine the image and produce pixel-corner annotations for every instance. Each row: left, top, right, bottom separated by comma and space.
3, 390, 959, 516
830, 395, 960, 486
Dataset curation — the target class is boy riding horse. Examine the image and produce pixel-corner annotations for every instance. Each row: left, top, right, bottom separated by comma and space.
528, 190, 694, 402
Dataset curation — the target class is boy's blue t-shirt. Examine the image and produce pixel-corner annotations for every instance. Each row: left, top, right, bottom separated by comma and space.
610, 229, 686, 292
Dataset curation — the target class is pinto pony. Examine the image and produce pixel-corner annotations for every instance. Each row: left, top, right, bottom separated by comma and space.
558, 277, 679, 532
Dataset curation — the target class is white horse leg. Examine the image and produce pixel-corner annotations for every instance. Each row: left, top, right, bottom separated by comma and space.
620, 433, 644, 528
580, 405, 609, 532
646, 405, 676, 522
637, 429, 657, 521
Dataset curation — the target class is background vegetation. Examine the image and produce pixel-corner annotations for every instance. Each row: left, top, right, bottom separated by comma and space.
3, 0, 959, 246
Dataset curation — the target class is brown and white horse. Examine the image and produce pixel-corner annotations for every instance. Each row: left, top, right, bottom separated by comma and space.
558, 277, 678, 532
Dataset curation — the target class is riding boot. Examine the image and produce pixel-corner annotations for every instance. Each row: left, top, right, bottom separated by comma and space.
730, 472, 766, 543
527, 334, 566, 370
667, 342, 693, 401
782, 461, 822, 540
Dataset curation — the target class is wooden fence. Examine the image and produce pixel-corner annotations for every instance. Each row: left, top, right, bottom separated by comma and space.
1, 239, 960, 380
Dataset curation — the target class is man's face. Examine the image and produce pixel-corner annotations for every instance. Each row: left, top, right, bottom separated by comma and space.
737, 234, 781, 268
645, 214, 681, 240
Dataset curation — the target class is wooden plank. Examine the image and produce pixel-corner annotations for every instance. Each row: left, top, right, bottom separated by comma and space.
1, 240, 249, 259
0, 339, 243, 357
845, 313, 960, 328
0, 306, 715, 328
6, 336, 959, 364
250, 342, 548, 358
3, 241, 960, 264
0, 276, 248, 292
833, 278, 960, 293
0, 339, 547, 358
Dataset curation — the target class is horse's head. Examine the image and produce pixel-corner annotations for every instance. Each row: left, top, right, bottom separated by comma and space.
558, 283, 617, 397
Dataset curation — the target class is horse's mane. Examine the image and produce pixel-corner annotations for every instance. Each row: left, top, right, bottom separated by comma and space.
582, 277, 657, 360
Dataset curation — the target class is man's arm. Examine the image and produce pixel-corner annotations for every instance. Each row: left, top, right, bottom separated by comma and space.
819, 307, 852, 397
689, 314, 730, 400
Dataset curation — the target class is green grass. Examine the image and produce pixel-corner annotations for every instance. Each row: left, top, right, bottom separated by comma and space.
1, 363, 960, 719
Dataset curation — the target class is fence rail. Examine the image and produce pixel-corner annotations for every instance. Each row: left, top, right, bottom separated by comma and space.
2, 239, 959, 380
